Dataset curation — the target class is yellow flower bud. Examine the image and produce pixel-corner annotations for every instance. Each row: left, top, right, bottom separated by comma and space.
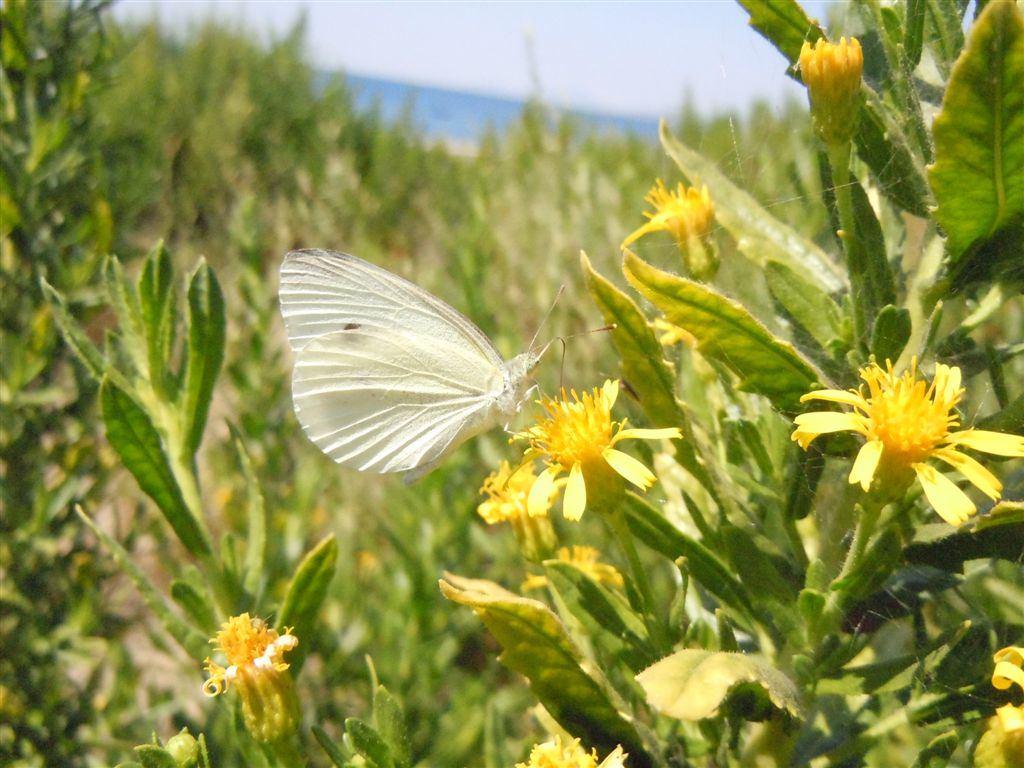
799, 37, 864, 145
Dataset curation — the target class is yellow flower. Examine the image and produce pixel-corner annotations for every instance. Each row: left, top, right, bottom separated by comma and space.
622, 179, 714, 251
203, 614, 300, 743
799, 36, 864, 145
479, 461, 549, 523
522, 546, 625, 591
977, 646, 1024, 767
651, 317, 696, 348
516, 736, 628, 768
792, 360, 1024, 526
479, 461, 558, 561
515, 380, 681, 521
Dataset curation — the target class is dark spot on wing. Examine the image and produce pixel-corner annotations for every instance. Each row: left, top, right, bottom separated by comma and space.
343, 322, 361, 330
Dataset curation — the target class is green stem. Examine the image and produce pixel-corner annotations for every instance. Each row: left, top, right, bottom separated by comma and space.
603, 501, 670, 652
827, 140, 866, 352
815, 496, 882, 644
268, 736, 305, 767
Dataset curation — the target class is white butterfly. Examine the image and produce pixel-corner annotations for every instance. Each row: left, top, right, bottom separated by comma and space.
279, 249, 543, 480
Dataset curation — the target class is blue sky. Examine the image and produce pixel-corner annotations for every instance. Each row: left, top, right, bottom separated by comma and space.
115, 1, 842, 118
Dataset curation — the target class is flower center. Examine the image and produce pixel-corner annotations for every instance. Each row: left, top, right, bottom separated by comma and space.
862, 364, 961, 466
536, 390, 614, 470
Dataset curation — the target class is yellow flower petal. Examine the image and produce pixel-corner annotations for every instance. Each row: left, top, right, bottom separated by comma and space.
602, 379, 620, 407
932, 447, 1003, 499
945, 429, 1024, 457
913, 463, 975, 526
603, 448, 656, 489
848, 439, 883, 491
994, 660, 1024, 691
615, 427, 682, 441
529, 466, 560, 518
621, 220, 662, 249
563, 463, 587, 521
792, 411, 866, 444
799, 388, 866, 408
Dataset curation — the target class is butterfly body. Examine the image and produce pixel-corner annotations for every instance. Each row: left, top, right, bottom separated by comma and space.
280, 249, 540, 479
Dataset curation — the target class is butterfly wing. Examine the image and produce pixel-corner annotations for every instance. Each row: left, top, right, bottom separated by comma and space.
291, 325, 507, 475
279, 249, 503, 366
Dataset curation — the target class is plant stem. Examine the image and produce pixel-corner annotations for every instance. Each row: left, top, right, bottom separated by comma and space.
827, 140, 867, 351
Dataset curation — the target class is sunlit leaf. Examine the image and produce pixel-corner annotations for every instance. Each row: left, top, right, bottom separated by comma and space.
623, 251, 823, 411
929, 0, 1024, 260
100, 377, 212, 558
182, 258, 225, 457
637, 648, 802, 721
277, 534, 338, 672
373, 687, 410, 768
440, 574, 652, 767
346, 718, 394, 768
138, 242, 177, 397
737, 0, 825, 65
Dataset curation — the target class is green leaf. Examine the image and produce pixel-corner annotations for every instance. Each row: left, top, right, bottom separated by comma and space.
41, 277, 106, 378
373, 687, 411, 768
913, 730, 959, 768
904, 501, 1024, 568
623, 494, 759, 631
849, 181, 897, 321
581, 252, 714, 496
623, 251, 823, 411
736, 0, 825, 64
138, 242, 177, 397
637, 649, 802, 721
104, 255, 148, 376
929, 0, 1024, 260
905, 0, 926, 67
764, 261, 844, 352
440, 574, 653, 767
77, 506, 209, 659
133, 745, 178, 768
543, 560, 655, 669
229, 424, 267, 596
345, 718, 394, 768
871, 305, 912, 364
312, 725, 351, 768
856, 89, 932, 217
170, 578, 217, 636
182, 258, 225, 457
100, 377, 212, 557
277, 534, 338, 671
659, 123, 844, 293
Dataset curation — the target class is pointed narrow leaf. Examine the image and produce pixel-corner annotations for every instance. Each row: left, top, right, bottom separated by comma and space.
904, 501, 1024, 568
929, 0, 1024, 259
345, 718, 394, 768
230, 424, 267, 595
659, 124, 844, 292
41, 278, 106, 378
277, 534, 338, 670
736, 0, 825, 64
440, 574, 652, 767
637, 649, 802, 721
170, 579, 217, 636
138, 242, 176, 396
312, 726, 350, 768
104, 256, 148, 376
100, 377, 212, 557
623, 251, 823, 411
373, 687, 411, 768
581, 253, 714, 495
764, 261, 844, 351
624, 494, 757, 623
77, 506, 209, 659
855, 89, 932, 217
183, 259, 225, 457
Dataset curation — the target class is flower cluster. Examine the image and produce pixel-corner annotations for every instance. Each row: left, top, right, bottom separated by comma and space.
792, 360, 1024, 525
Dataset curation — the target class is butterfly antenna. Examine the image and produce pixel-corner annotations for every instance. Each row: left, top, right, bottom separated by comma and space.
529, 285, 565, 354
